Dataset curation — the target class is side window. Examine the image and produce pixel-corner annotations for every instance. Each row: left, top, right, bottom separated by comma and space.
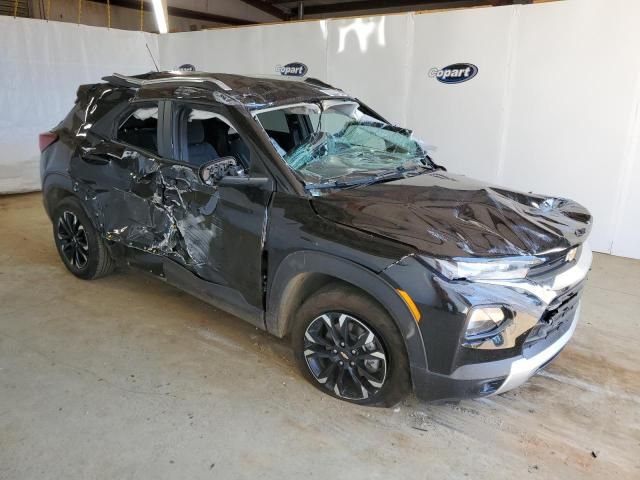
180, 107, 252, 169
308, 111, 350, 136
258, 110, 289, 133
256, 109, 311, 155
117, 105, 159, 155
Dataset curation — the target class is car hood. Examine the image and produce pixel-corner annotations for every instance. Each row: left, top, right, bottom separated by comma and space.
311, 172, 592, 258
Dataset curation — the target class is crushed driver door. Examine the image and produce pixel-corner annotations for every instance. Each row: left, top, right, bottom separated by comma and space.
156, 100, 274, 316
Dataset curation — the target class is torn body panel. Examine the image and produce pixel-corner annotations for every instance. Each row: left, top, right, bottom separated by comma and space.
312, 172, 592, 258
70, 142, 270, 312
55, 78, 280, 317
126, 71, 352, 110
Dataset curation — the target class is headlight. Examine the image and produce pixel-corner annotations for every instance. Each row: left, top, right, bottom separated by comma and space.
465, 306, 507, 338
421, 255, 544, 281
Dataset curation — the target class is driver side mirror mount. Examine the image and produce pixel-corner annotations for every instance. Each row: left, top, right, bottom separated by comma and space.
198, 156, 244, 186
198, 156, 271, 188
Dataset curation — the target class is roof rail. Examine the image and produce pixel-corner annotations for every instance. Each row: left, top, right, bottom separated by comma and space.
102, 73, 232, 91
304, 77, 340, 90
101, 74, 144, 88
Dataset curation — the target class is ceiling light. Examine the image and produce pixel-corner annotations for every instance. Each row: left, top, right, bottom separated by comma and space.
151, 0, 168, 34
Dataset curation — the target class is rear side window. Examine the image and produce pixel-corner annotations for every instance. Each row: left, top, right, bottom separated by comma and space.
117, 106, 159, 155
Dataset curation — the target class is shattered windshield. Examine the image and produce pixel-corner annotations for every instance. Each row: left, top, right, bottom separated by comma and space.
254, 101, 433, 189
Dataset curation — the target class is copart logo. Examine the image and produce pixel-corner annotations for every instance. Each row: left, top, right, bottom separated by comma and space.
429, 63, 478, 84
275, 62, 308, 77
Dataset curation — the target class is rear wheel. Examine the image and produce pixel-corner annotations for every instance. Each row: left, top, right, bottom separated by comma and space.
292, 284, 410, 407
52, 197, 114, 280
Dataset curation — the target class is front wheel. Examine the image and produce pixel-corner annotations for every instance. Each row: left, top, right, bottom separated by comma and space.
291, 284, 410, 407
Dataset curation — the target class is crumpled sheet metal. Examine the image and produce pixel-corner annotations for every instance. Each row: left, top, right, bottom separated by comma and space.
204, 75, 347, 109
65, 82, 227, 275
312, 172, 593, 259
433, 273, 544, 349
78, 152, 219, 268
131, 72, 350, 111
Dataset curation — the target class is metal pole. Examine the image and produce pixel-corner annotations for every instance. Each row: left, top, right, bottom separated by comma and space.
140, 0, 144, 31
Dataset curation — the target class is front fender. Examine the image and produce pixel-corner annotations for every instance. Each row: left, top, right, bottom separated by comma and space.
266, 250, 428, 371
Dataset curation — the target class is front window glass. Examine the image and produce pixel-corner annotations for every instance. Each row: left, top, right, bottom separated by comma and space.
255, 101, 432, 188
179, 108, 251, 168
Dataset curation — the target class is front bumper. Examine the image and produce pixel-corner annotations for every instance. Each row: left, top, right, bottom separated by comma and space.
494, 304, 579, 395
382, 243, 592, 402
410, 302, 580, 401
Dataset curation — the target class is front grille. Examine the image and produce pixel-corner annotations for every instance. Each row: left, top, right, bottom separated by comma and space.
524, 283, 583, 348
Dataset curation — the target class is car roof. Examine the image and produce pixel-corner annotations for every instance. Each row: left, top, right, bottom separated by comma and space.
102, 71, 353, 110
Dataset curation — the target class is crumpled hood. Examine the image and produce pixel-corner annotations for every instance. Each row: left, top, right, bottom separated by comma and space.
311, 172, 592, 258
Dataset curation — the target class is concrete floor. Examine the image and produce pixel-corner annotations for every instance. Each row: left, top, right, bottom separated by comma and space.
0, 192, 639, 480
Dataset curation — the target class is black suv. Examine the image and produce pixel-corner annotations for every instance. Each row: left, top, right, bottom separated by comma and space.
40, 71, 592, 406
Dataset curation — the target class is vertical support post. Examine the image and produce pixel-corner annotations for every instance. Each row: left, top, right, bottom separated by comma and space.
140, 0, 144, 31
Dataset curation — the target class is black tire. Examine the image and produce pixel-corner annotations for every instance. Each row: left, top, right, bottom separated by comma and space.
292, 283, 411, 407
52, 197, 115, 280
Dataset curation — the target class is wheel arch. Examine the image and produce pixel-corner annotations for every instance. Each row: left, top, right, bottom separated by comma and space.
266, 250, 428, 371
42, 173, 75, 219
42, 174, 104, 237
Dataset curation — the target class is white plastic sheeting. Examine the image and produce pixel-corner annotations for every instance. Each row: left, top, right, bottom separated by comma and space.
0, 16, 158, 193
1, 0, 639, 258
406, 6, 516, 183
158, 20, 329, 83
500, 0, 640, 259
325, 14, 413, 126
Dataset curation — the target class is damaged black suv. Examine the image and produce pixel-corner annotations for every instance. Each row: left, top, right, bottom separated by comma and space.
40, 71, 592, 406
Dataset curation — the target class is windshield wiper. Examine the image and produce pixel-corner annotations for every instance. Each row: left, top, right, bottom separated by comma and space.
304, 177, 377, 191
304, 165, 425, 191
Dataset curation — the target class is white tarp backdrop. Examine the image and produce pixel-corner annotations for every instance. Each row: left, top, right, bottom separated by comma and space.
1, 0, 639, 258
325, 14, 413, 126
0, 16, 159, 193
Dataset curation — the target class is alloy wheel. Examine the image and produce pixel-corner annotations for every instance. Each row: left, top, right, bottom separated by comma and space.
303, 312, 388, 400
57, 210, 89, 269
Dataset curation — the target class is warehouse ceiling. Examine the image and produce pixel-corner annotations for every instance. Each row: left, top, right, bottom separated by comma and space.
93, 0, 534, 28
5, 0, 534, 32
244, 0, 532, 21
